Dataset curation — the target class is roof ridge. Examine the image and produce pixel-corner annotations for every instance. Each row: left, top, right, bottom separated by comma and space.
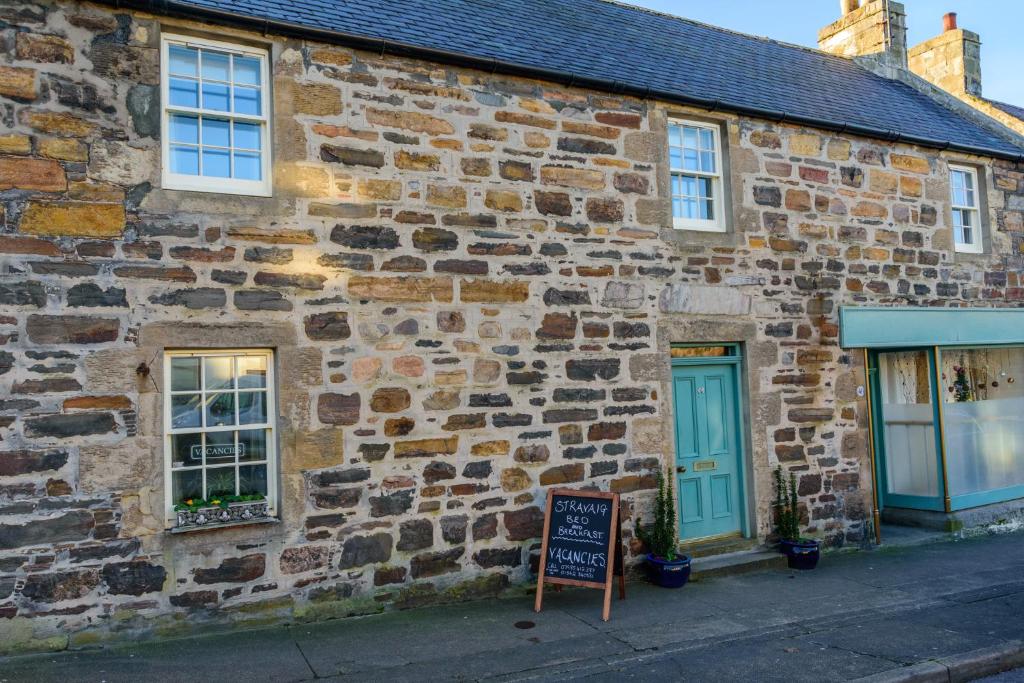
591, 0, 852, 62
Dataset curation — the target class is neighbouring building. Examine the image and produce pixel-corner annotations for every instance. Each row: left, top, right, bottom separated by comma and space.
1, 0, 1023, 651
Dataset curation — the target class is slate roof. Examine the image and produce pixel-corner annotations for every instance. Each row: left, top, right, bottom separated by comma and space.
989, 99, 1024, 122
168, 0, 1024, 158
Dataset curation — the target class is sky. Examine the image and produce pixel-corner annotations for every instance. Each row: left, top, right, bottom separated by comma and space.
624, 1, 1023, 106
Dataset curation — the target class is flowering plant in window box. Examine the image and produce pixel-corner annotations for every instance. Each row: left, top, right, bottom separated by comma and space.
173, 494, 269, 529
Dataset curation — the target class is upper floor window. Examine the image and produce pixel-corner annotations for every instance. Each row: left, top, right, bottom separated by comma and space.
669, 119, 725, 232
950, 165, 982, 254
161, 35, 271, 196
164, 350, 276, 525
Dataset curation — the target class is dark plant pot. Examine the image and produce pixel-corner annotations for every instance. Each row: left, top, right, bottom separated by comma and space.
780, 539, 820, 570
644, 553, 691, 588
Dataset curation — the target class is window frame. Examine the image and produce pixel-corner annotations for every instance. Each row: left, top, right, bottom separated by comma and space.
949, 164, 983, 254
162, 348, 278, 525
160, 33, 272, 197
668, 118, 726, 233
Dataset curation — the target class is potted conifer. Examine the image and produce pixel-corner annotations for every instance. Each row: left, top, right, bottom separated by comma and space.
637, 467, 691, 588
774, 466, 820, 570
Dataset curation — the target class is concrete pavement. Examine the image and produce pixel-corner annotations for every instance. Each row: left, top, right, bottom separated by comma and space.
2, 531, 1023, 682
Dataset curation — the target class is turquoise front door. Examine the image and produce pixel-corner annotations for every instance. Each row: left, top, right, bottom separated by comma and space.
672, 363, 744, 541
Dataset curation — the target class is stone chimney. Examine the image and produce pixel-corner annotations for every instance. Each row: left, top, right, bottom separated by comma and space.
818, 0, 908, 72
908, 12, 983, 97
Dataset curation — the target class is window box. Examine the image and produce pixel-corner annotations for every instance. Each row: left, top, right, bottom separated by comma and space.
174, 497, 270, 531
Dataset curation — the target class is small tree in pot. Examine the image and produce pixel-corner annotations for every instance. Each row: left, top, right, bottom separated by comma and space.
636, 467, 691, 587
774, 466, 820, 570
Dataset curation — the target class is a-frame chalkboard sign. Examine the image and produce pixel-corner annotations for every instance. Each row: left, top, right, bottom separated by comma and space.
533, 488, 625, 622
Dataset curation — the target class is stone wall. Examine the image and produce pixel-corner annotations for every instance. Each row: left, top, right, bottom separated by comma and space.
0, 0, 1022, 650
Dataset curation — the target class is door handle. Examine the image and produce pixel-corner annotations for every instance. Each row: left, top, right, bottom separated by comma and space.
676, 466, 687, 473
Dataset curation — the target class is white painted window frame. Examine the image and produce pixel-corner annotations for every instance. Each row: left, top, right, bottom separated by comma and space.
160, 34, 272, 197
669, 118, 726, 232
949, 164, 983, 254
162, 349, 277, 525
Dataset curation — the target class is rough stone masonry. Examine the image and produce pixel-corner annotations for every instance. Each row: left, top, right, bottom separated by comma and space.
0, 0, 1022, 652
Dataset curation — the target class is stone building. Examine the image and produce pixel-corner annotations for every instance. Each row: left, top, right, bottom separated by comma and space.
0, 0, 1023, 651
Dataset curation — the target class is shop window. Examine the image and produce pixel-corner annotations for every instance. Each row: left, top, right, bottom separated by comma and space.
161, 34, 271, 196
878, 350, 939, 498
164, 350, 276, 523
949, 165, 983, 254
940, 347, 1024, 497
669, 119, 726, 232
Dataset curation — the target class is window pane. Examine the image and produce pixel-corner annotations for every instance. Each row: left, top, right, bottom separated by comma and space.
204, 430, 237, 465
170, 145, 199, 175
941, 347, 1024, 496
205, 392, 236, 427
202, 82, 230, 111
878, 350, 938, 497
684, 198, 697, 218
206, 467, 237, 498
700, 151, 715, 173
204, 356, 234, 390
951, 170, 964, 190
234, 152, 261, 181
965, 187, 975, 207
233, 121, 261, 150
173, 469, 203, 504
238, 429, 267, 463
171, 357, 201, 391
682, 126, 698, 149
202, 149, 230, 177
669, 124, 682, 147
681, 175, 697, 197
237, 356, 267, 388
233, 86, 261, 115
201, 50, 230, 81
169, 45, 198, 77
669, 147, 682, 169
171, 393, 202, 429
952, 209, 963, 229
171, 432, 203, 468
238, 391, 267, 425
683, 148, 699, 171
202, 117, 230, 148
169, 77, 199, 108
239, 464, 268, 497
952, 186, 966, 206
700, 198, 714, 221
672, 197, 682, 218
699, 177, 714, 199
962, 171, 974, 191
234, 55, 261, 85
961, 226, 973, 245
169, 114, 199, 144
699, 128, 714, 149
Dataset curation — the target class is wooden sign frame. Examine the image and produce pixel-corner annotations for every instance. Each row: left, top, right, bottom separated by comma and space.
534, 488, 625, 622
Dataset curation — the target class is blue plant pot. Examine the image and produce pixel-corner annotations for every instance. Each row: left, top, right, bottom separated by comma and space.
780, 539, 820, 570
645, 553, 691, 588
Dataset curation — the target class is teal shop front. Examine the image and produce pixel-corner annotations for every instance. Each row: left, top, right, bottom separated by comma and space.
670, 346, 747, 542
841, 307, 1024, 516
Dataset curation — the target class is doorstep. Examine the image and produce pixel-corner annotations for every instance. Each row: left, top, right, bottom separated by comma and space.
679, 535, 787, 580
689, 548, 787, 580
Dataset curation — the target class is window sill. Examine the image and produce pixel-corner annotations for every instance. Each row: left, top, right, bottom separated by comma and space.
169, 516, 279, 535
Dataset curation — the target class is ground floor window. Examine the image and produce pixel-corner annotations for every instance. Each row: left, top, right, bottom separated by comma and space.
940, 347, 1024, 498
872, 345, 1024, 511
164, 349, 276, 522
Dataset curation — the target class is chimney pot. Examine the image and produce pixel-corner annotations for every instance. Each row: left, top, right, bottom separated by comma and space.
943, 12, 958, 32
840, 0, 860, 15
